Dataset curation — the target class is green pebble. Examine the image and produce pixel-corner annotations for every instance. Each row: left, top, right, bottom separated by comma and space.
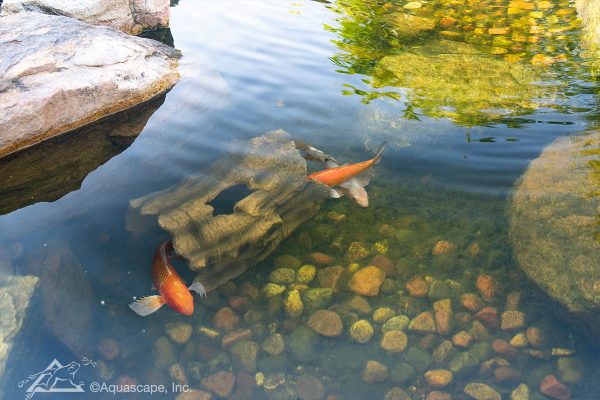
262, 283, 286, 297
269, 268, 296, 284
404, 347, 432, 372
296, 264, 317, 284
301, 288, 333, 311
390, 362, 417, 384
382, 316, 410, 333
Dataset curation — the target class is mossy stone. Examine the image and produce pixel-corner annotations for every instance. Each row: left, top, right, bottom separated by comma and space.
296, 264, 317, 284
269, 268, 296, 284
390, 362, 417, 384
274, 255, 301, 270
301, 288, 333, 311
382, 315, 410, 332
448, 351, 479, 377
289, 325, 318, 362
404, 347, 432, 372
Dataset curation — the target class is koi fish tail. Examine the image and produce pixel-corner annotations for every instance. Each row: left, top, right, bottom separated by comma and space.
129, 295, 165, 316
373, 142, 386, 165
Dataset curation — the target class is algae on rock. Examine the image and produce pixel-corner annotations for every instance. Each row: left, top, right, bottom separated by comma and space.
127, 131, 329, 291
510, 131, 600, 335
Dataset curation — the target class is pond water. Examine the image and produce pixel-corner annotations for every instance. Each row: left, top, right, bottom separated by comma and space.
1, 0, 599, 399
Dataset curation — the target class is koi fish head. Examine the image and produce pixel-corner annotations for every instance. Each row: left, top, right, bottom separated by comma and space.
347, 186, 369, 208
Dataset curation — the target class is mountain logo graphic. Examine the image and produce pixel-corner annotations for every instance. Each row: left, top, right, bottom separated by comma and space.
19, 359, 86, 399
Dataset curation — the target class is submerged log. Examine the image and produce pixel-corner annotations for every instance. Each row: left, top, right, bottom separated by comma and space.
127, 130, 330, 290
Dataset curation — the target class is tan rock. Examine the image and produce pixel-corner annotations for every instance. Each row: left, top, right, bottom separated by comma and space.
307, 310, 343, 337
380, 330, 408, 352
347, 266, 385, 296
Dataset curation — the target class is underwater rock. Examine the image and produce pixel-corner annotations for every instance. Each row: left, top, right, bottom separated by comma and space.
349, 320, 374, 343
494, 367, 524, 386
380, 330, 408, 352
97, 338, 120, 360
270, 268, 297, 285
426, 392, 451, 400
433, 299, 453, 335
295, 373, 325, 400
509, 132, 600, 336
404, 347, 432, 372
213, 307, 240, 333
526, 327, 547, 349
463, 383, 501, 400
274, 255, 302, 270
373, 307, 395, 323
409, 311, 437, 334
474, 307, 499, 329
262, 283, 286, 298
175, 389, 213, 400
1, 0, 170, 34
432, 340, 455, 364
475, 274, 499, 302
432, 241, 455, 256
344, 296, 372, 316
0, 13, 180, 158
492, 339, 518, 360
425, 369, 453, 389
469, 321, 490, 342
307, 310, 343, 337
390, 362, 417, 384
461, 294, 483, 313
24, 241, 93, 357
448, 352, 479, 377
500, 311, 526, 331
317, 266, 345, 293
153, 336, 177, 370
289, 325, 318, 362
539, 375, 570, 400
510, 332, 528, 349
406, 276, 430, 298
557, 357, 584, 384
510, 383, 529, 400
308, 252, 334, 266
230, 340, 258, 373
262, 333, 285, 356
386, 12, 435, 37
384, 387, 411, 400
221, 328, 252, 350
283, 289, 304, 318
452, 331, 473, 349
166, 322, 193, 345
201, 370, 235, 398
382, 315, 410, 333
301, 288, 333, 312
362, 360, 389, 384
296, 265, 316, 284
347, 266, 385, 296
128, 131, 329, 291
0, 274, 39, 395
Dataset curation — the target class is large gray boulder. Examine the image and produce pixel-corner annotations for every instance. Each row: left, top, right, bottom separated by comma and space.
510, 131, 600, 335
0, 274, 39, 396
0, 0, 170, 34
0, 13, 180, 158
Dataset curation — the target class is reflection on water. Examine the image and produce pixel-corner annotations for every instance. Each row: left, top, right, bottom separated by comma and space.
1, 0, 600, 399
326, 0, 592, 125
0, 94, 166, 215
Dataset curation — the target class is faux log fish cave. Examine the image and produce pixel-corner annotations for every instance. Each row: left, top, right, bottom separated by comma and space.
126, 130, 330, 291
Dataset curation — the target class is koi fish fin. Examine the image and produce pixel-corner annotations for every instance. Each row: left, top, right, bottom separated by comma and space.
189, 281, 207, 298
373, 142, 386, 165
129, 295, 165, 316
151, 283, 157, 291
355, 170, 373, 187
328, 188, 343, 198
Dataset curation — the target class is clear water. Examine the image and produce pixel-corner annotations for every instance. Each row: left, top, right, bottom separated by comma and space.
1, 0, 599, 399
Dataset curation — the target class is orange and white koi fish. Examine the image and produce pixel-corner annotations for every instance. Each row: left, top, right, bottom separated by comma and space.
129, 241, 206, 316
306, 142, 385, 204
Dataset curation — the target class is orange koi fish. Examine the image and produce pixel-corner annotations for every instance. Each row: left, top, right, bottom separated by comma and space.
129, 241, 206, 316
307, 142, 385, 188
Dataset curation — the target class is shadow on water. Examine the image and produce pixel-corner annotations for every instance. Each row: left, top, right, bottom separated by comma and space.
0, 94, 167, 216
